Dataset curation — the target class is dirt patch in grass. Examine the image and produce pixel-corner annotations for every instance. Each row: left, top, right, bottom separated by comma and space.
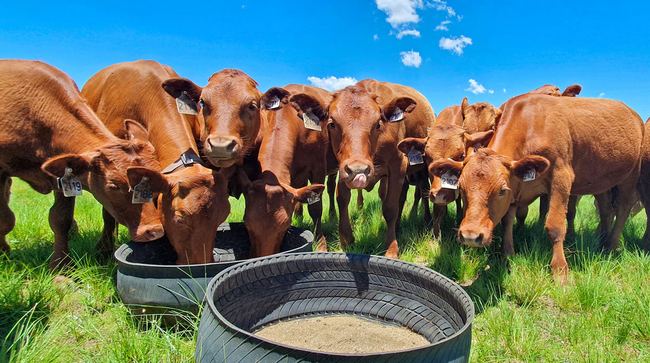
254, 315, 429, 354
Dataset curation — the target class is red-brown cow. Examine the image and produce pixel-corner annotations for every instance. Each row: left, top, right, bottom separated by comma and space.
0, 60, 164, 269
292, 80, 434, 258
431, 94, 643, 281
233, 84, 330, 257
161, 69, 265, 169
398, 97, 498, 237
82, 60, 230, 264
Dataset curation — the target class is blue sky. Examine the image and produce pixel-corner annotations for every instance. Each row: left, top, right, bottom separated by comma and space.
2, 1, 650, 119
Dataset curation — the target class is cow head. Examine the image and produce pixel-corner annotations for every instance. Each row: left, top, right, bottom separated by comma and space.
432, 149, 549, 248
127, 166, 230, 265
238, 170, 325, 258
293, 86, 416, 189
42, 135, 165, 242
162, 69, 262, 168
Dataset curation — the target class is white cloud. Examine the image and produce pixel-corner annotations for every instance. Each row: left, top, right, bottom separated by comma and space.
373, 34, 379, 41
439, 35, 472, 55
434, 20, 451, 31
428, 0, 456, 17
307, 76, 358, 92
466, 79, 487, 94
599, 92, 606, 98
503, 88, 507, 93
375, 0, 423, 28
488, 90, 494, 94
396, 29, 421, 39
400, 50, 422, 67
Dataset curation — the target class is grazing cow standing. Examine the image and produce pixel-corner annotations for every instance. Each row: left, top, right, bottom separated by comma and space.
292, 80, 434, 258
398, 97, 499, 237
82, 60, 230, 264
431, 94, 643, 280
0, 60, 164, 269
234, 84, 330, 257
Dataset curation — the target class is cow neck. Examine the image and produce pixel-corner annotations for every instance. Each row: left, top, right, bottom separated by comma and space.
145, 108, 201, 169
258, 109, 297, 184
51, 99, 117, 155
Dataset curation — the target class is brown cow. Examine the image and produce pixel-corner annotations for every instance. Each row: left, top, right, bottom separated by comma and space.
161, 69, 264, 169
0, 60, 164, 269
230, 84, 330, 257
291, 79, 434, 258
397, 97, 498, 237
82, 60, 230, 264
528, 84, 582, 98
431, 94, 643, 280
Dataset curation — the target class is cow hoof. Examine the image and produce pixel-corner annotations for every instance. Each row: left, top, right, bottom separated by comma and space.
384, 249, 399, 259
339, 236, 354, 249
49, 254, 73, 272
315, 237, 328, 252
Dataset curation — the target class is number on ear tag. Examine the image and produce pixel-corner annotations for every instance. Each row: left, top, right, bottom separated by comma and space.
407, 148, 424, 165
176, 92, 199, 115
303, 111, 322, 131
59, 168, 83, 197
307, 192, 321, 205
268, 96, 281, 110
390, 107, 404, 122
523, 170, 536, 182
441, 170, 459, 190
132, 177, 154, 204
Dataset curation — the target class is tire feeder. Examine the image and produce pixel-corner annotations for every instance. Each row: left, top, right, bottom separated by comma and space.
195, 252, 474, 362
115, 223, 313, 320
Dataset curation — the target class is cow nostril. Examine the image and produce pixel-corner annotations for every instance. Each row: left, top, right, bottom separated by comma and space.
225, 140, 237, 154
363, 165, 371, 175
344, 165, 352, 175
475, 233, 484, 246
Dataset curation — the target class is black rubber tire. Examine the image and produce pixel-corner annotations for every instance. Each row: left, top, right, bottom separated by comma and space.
195, 252, 474, 362
115, 223, 313, 320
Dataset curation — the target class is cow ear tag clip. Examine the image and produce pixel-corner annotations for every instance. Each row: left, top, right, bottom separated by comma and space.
132, 177, 154, 204
58, 168, 83, 197
176, 91, 199, 115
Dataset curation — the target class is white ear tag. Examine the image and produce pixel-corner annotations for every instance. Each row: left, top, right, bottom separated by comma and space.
132, 177, 154, 204
523, 170, 536, 182
307, 192, 321, 205
58, 168, 83, 197
302, 111, 322, 131
176, 91, 199, 115
268, 96, 281, 110
407, 148, 424, 165
389, 107, 404, 122
441, 170, 459, 190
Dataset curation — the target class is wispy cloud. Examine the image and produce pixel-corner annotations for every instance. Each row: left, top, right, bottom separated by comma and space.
396, 29, 421, 39
373, 34, 379, 41
503, 88, 507, 94
434, 20, 451, 31
307, 76, 358, 92
488, 90, 494, 94
376, 0, 423, 28
466, 79, 487, 94
439, 35, 472, 55
428, 0, 455, 17
599, 92, 606, 98
400, 50, 422, 68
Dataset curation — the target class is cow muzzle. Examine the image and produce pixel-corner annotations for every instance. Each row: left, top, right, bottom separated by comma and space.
342, 162, 372, 189
131, 223, 165, 242
458, 227, 492, 248
204, 136, 242, 166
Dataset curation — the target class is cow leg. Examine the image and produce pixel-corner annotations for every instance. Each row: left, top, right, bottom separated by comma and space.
96, 207, 118, 262
410, 184, 421, 217
637, 179, 650, 250
455, 196, 464, 225
594, 191, 614, 244
336, 179, 354, 249
420, 180, 432, 226
538, 194, 550, 225
382, 166, 407, 259
501, 205, 517, 256
327, 174, 337, 219
545, 170, 573, 282
356, 190, 364, 208
566, 195, 578, 239
0, 174, 15, 255
601, 176, 638, 252
49, 191, 76, 270
432, 204, 447, 239
515, 205, 528, 227
395, 179, 409, 233
309, 171, 328, 252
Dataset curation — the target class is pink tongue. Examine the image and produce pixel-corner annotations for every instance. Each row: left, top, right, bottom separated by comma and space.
351, 173, 367, 188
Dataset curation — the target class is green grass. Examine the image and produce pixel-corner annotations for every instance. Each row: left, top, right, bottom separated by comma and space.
1, 179, 649, 362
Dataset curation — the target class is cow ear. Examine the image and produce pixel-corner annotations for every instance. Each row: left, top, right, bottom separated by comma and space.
124, 119, 149, 141
562, 84, 582, 97
290, 93, 329, 121
162, 78, 202, 102
382, 97, 416, 122
261, 87, 291, 110
290, 184, 326, 204
126, 167, 170, 193
42, 154, 92, 178
429, 159, 464, 178
460, 97, 469, 119
464, 130, 494, 154
511, 155, 550, 180
397, 137, 426, 155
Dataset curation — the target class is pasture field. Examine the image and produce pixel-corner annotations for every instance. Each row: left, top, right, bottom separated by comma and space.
1, 179, 649, 362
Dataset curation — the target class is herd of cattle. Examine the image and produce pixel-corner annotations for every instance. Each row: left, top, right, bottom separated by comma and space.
1, 59, 648, 282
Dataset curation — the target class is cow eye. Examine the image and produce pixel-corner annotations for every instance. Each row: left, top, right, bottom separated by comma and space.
199, 100, 204, 108
460, 154, 466, 161
248, 103, 257, 111
499, 187, 509, 196
328, 122, 336, 130
375, 122, 381, 131
106, 183, 120, 191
